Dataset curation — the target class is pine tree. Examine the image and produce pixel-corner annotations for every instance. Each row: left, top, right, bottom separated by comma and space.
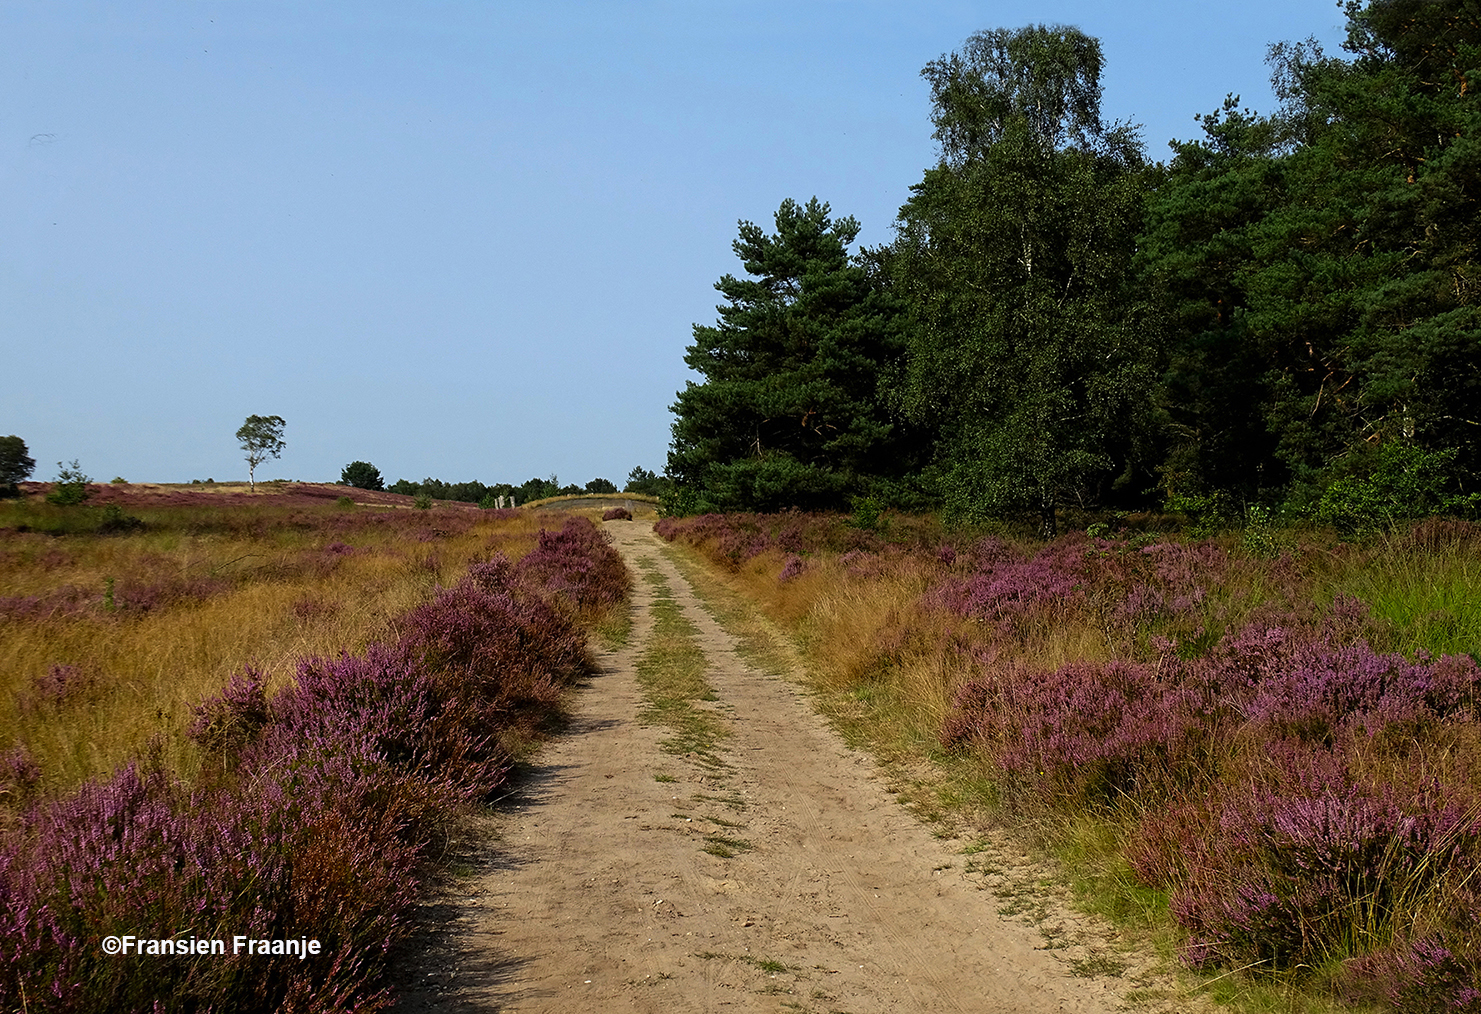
668, 198, 913, 512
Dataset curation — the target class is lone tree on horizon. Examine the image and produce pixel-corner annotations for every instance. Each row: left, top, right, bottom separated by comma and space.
236, 415, 285, 492
0, 435, 36, 497
340, 460, 384, 490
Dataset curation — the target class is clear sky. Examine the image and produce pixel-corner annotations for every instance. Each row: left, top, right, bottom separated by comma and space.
2, 1, 1349, 488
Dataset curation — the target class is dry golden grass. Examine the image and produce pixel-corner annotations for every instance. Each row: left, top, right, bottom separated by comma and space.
1, 502, 554, 801
671, 544, 1124, 763
658, 517, 1481, 1014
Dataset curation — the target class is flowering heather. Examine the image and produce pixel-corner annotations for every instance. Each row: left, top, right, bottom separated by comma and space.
513, 517, 630, 613
23, 665, 97, 711
656, 511, 890, 568
943, 658, 1220, 803
0, 508, 626, 1011
602, 507, 632, 521
927, 546, 1084, 627
0, 761, 421, 1012
661, 508, 1481, 999
0, 746, 40, 804
0, 586, 97, 624
1134, 744, 1481, 982
1347, 931, 1481, 1012
188, 667, 271, 756
961, 633, 1481, 999
948, 613, 1481, 785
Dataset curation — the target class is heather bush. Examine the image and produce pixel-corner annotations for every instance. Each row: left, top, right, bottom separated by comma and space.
1138, 744, 1481, 978
0, 585, 97, 624
943, 657, 1220, 805
0, 504, 626, 1011
927, 546, 1084, 630
0, 746, 40, 805
1347, 931, 1481, 1012
188, 667, 271, 756
602, 507, 632, 521
0, 760, 421, 1013
656, 511, 877, 568
513, 517, 630, 613
23, 664, 98, 712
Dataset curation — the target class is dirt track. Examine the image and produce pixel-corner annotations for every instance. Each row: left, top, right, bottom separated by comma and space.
395, 522, 1173, 1012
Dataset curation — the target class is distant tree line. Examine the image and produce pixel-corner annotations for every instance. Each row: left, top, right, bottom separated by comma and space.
343, 465, 669, 505
667, 0, 1481, 534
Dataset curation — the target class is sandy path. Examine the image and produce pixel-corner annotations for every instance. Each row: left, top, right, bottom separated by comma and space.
394, 523, 1151, 1013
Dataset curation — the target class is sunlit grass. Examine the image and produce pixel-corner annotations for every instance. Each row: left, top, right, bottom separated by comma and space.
0, 496, 554, 800
654, 512, 1481, 1011
632, 566, 729, 770
1334, 537, 1481, 658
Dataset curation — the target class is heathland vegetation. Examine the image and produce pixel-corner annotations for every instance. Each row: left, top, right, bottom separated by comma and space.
653, 8, 1481, 1002
0, 486, 628, 1010
4, 2, 1477, 1010
667, 2, 1481, 536
655, 510, 1481, 1010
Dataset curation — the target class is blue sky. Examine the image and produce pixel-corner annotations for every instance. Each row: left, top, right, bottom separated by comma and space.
2, 1, 1349, 488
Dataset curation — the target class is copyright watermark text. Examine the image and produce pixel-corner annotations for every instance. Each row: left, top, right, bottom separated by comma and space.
101, 935, 322, 959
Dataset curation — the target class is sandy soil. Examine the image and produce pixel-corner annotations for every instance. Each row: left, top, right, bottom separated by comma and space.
394, 523, 1185, 1013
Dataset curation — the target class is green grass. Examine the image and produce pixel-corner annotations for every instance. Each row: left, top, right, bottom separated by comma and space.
1337, 541, 1481, 658
1051, 814, 1173, 934
701, 834, 754, 858
592, 603, 633, 652
694, 952, 795, 973
691, 791, 747, 810
700, 813, 745, 828
1068, 953, 1128, 978
632, 567, 729, 770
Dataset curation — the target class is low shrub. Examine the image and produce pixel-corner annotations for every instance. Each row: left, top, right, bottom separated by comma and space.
660, 508, 1481, 1004
0, 519, 625, 1011
513, 516, 630, 614
602, 507, 632, 521
44, 462, 91, 507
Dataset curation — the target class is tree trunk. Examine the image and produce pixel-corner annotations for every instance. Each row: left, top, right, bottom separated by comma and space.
1039, 493, 1057, 539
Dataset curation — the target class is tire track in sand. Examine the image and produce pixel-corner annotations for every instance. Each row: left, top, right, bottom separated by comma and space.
395, 522, 1154, 1013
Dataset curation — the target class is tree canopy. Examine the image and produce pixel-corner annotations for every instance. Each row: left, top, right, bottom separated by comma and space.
1142, 0, 1481, 513
921, 24, 1104, 160
893, 24, 1158, 535
668, 197, 919, 512
340, 461, 384, 490
663, 2, 1481, 532
236, 415, 285, 493
0, 436, 35, 495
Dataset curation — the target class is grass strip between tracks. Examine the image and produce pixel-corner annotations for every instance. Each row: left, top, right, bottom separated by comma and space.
633, 559, 730, 772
